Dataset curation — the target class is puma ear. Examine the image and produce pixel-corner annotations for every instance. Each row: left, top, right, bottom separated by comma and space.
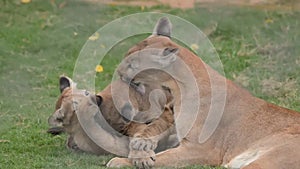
158, 47, 179, 67
59, 76, 74, 93
163, 47, 179, 56
95, 95, 103, 106
153, 17, 172, 38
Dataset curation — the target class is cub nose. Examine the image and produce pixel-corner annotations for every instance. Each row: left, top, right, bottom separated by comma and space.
56, 116, 63, 122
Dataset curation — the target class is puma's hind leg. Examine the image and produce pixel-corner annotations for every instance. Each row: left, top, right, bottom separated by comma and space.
241, 141, 300, 169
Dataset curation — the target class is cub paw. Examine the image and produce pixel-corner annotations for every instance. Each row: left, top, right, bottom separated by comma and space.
130, 137, 157, 151
106, 157, 132, 168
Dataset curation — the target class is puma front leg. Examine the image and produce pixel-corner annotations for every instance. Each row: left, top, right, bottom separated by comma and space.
107, 140, 222, 168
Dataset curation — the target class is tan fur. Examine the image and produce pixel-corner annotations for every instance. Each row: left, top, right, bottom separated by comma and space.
48, 87, 110, 154
48, 78, 176, 156
108, 34, 300, 168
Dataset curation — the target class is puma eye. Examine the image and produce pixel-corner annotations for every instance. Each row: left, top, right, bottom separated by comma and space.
130, 81, 140, 87
84, 90, 89, 96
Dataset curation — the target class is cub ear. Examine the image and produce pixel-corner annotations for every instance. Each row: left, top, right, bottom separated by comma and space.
153, 17, 172, 38
158, 47, 179, 67
95, 95, 103, 106
59, 76, 73, 93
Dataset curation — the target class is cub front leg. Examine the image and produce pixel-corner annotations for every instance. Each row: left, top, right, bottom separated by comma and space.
130, 137, 158, 151
130, 104, 175, 168
130, 104, 175, 152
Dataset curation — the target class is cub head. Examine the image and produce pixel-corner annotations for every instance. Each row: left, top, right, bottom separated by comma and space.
47, 76, 102, 135
47, 76, 169, 135
47, 76, 175, 155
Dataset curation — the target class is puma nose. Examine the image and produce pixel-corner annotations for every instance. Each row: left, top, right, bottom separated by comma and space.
119, 74, 132, 84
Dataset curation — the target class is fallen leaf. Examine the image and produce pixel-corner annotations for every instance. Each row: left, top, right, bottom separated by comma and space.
203, 22, 218, 36
265, 18, 274, 24
0, 140, 10, 143
59, 1, 67, 8
100, 44, 106, 48
109, 2, 117, 6
89, 32, 100, 41
21, 0, 31, 4
190, 43, 199, 52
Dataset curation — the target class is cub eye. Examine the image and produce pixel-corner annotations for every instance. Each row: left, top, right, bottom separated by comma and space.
84, 90, 89, 96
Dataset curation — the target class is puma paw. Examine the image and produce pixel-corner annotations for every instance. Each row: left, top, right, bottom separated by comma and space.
130, 137, 157, 151
129, 150, 156, 169
106, 157, 132, 168
132, 156, 156, 169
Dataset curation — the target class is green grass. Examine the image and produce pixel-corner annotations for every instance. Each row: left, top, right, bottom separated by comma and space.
0, 0, 299, 168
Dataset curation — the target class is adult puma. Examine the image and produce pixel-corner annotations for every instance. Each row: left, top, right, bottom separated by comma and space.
48, 76, 177, 157
108, 17, 300, 169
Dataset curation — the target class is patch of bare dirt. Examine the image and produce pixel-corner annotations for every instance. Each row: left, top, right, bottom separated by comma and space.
85, 0, 300, 10
85, 0, 195, 9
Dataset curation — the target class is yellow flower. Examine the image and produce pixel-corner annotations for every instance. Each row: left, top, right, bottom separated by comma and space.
190, 43, 199, 51
21, 0, 31, 3
95, 65, 104, 73
141, 6, 145, 11
100, 44, 106, 48
89, 32, 100, 41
